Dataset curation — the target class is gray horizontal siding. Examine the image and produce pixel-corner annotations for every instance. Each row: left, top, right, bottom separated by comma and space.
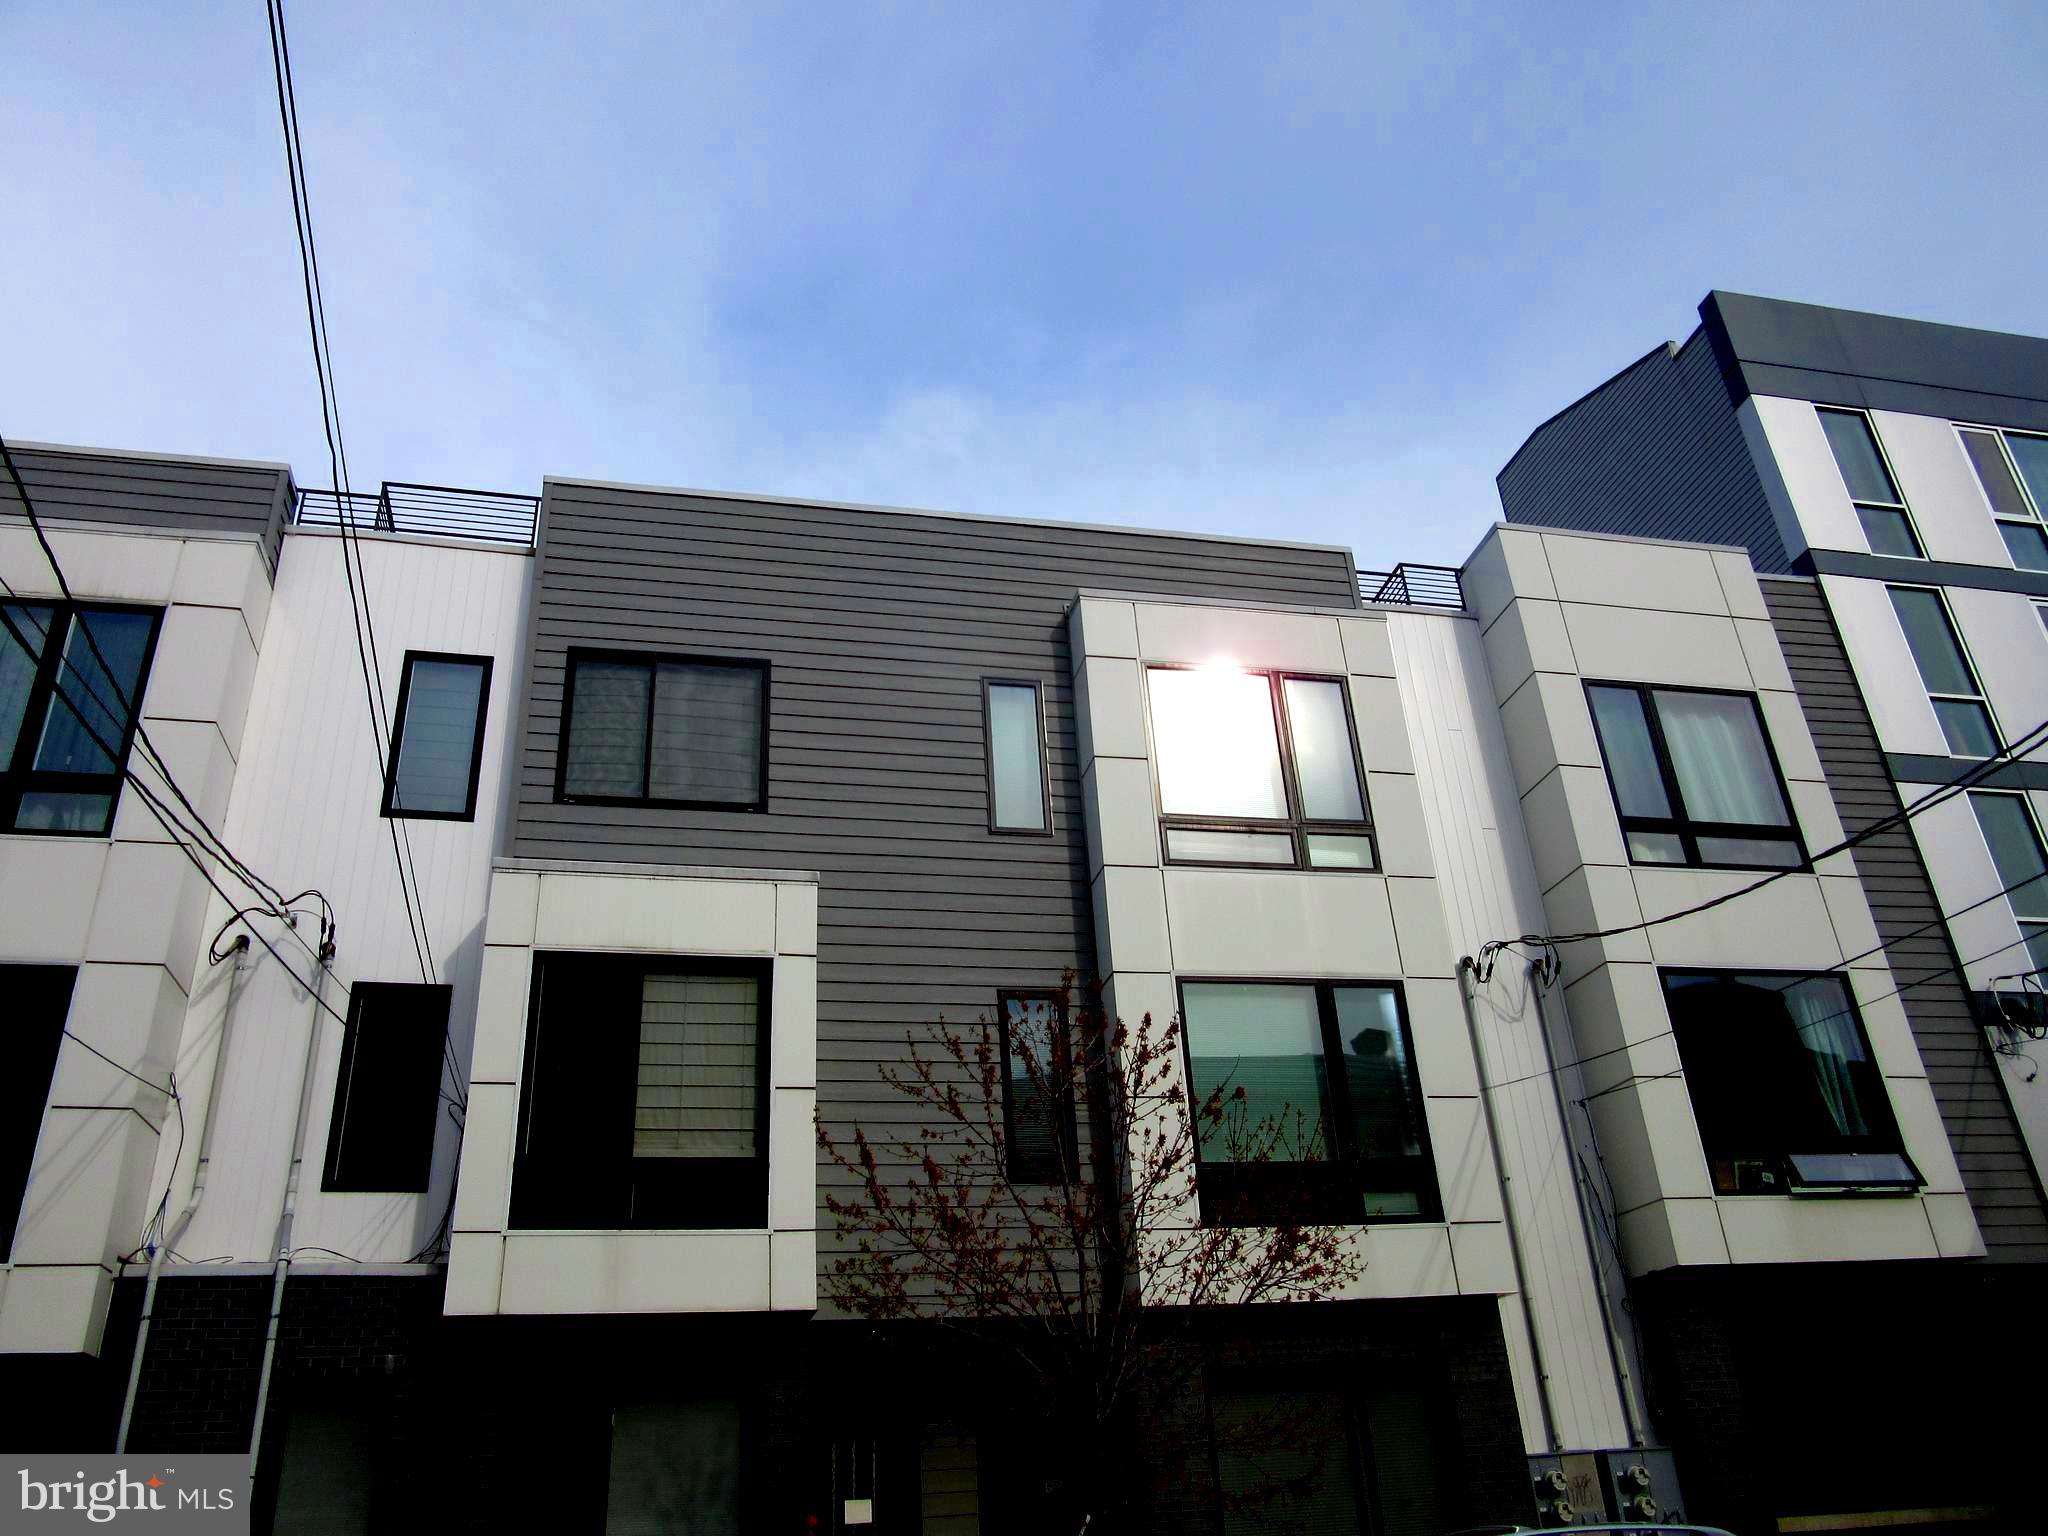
1762, 576, 2048, 1260
0, 443, 291, 575
510, 483, 1358, 1274
1497, 331, 1792, 573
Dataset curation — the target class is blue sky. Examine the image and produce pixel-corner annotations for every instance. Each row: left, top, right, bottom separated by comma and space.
5, 2, 2045, 566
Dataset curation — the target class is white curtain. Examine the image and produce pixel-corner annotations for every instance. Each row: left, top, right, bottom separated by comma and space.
1655, 690, 1788, 827
1783, 977, 1870, 1137
636, 973, 760, 1157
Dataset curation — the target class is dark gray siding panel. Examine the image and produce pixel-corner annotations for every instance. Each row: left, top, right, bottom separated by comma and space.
510, 483, 1359, 1265
0, 444, 291, 575
1495, 333, 1791, 572
1761, 576, 2048, 1260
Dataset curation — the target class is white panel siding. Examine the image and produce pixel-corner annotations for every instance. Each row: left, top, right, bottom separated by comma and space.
1389, 609, 1639, 1456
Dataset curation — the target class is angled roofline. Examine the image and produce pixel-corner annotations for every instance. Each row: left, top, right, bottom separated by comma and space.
1495, 339, 1688, 485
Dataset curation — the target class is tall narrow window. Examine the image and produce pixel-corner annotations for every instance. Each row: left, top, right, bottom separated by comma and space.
323, 983, 451, 1192
382, 652, 492, 820
1585, 683, 1802, 869
1180, 980, 1433, 1226
1819, 408, 1923, 559
1147, 667, 1374, 870
1662, 969, 1917, 1195
0, 966, 73, 1261
998, 990, 1073, 1183
1969, 792, 2048, 976
1888, 587, 1999, 758
558, 651, 767, 810
0, 601, 161, 834
1958, 425, 2048, 573
983, 680, 1050, 833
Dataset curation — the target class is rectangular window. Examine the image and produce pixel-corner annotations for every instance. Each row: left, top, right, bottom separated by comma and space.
381, 651, 492, 820
1147, 667, 1374, 870
1661, 969, 1918, 1196
1969, 792, 2048, 976
1959, 425, 2048, 573
514, 955, 769, 1229
1585, 683, 1803, 869
983, 680, 1050, 834
0, 600, 162, 835
998, 990, 1073, 1184
0, 966, 73, 1261
1180, 979, 1435, 1227
322, 983, 451, 1192
1887, 586, 2000, 758
1819, 408, 1923, 559
558, 650, 767, 810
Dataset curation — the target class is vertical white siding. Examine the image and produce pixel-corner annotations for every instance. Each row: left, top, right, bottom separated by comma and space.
1389, 610, 1639, 1454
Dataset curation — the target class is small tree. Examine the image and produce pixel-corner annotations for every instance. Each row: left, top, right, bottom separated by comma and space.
816, 976, 1363, 1533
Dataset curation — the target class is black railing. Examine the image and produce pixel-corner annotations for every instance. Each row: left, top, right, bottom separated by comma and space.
293, 482, 539, 547
1358, 562, 1463, 610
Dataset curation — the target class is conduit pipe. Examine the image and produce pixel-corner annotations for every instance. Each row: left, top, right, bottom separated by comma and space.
116, 934, 250, 1452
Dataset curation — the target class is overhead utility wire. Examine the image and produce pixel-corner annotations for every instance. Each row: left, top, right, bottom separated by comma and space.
263, 0, 437, 989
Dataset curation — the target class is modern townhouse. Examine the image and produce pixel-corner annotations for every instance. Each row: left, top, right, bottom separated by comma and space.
0, 429, 2019, 1534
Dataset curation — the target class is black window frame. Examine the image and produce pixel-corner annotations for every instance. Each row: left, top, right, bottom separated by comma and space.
1177, 977, 1439, 1228
1659, 966, 1921, 1197
1886, 584, 2002, 760
996, 988, 1076, 1184
1584, 680, 1808, 873
1956, 422, 2048, 573
553, 647, 770, 813
0, 599, 164, 838
1817, 405, 1926, 560
512, 952, 772, 1230
981, 678, 1054, 837
321, 982, 452, 1194
1146, 666, 1377, 873
379, 650, 494, 822
0, 965, 74, 1262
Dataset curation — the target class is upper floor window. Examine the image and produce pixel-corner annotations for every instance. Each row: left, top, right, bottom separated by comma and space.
557, 650, 767, 811
1957, 425, 2048, 572
1661, 969, 1918, 1196
512, 954, 769, 1229
0, 601, 161, 835
382, 652, 492, 821
998, 990, 1074, 1184
1180, 979, 1435, 1227
1887, 586, 1999, 758
0, 966, 73, 1261
1585, 682, 1803, 870
1818, 408, 1923, 559
1147, 667, 1374, 871
983, 680, 1051, 834
323, 982, 451, 1192
1968, 791, 2048, 976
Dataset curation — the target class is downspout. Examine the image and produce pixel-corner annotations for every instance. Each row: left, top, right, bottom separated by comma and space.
115, 934, 251, 1452
248, 939, 334, 1493
1528, 961, 1643, 1449
1455, 955, 1561, 1454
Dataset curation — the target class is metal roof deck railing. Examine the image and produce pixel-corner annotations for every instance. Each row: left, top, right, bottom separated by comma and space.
1358, 562, 1463, 610
292, 482, 539, 547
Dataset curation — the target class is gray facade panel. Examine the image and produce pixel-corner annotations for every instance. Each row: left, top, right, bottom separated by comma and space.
0, 443, 291, 575
509, 482, 1359, 1266
1761, 576, 2048, 1259
1495, 333, 1792, 572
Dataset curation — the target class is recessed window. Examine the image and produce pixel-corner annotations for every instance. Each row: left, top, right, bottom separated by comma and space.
1887, 587, 1999, 758
1958, 425, 2048, 573
607, 1402, 742, 1534
1662, 969, 1918, 1196
1180, 980, 1435, 1227
1147, 668, 1375, 870
557, 650, 767, 811
1819, 408, 1923, 559
513, 955, 769, 1229
0, 965, 73, 1261
381, 652, 492, 821
983, 680, 1051, 834
1968, 792, 2048, 976
0, 601, 162, 835
1585, 683, 1803, 870
322, 983, 451, 1193
998, 990, 1074, 1184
